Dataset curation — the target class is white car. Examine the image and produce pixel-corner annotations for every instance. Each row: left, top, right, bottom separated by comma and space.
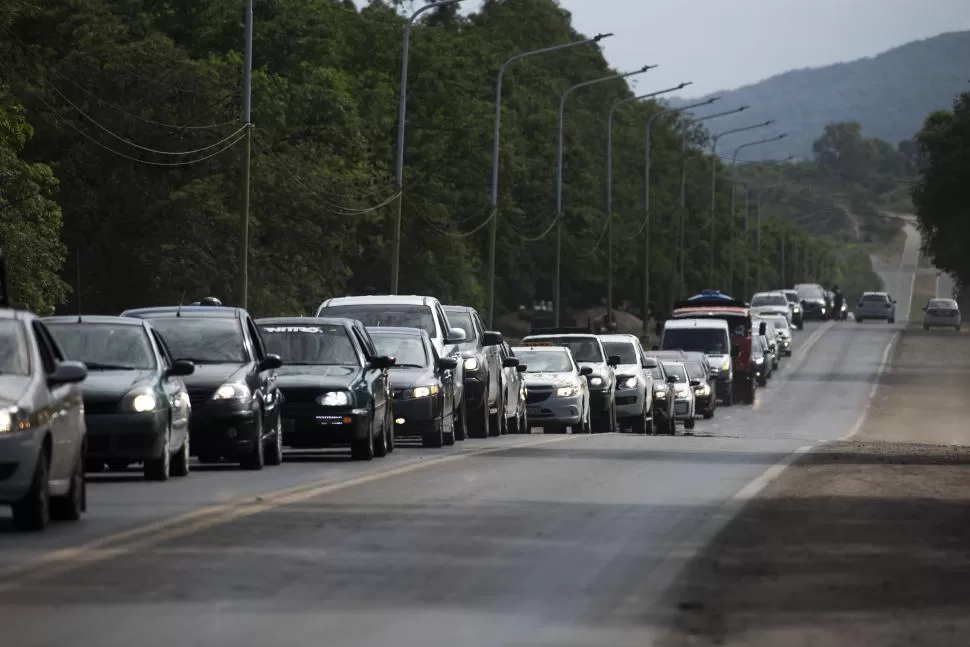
659, 360, 696, 431
922, 298, 961, 331
512, 346, 591, 434
598, 333, 655, 434
856, 292, 896, 323
762, 312, 793, 357
750, 291, 792, 325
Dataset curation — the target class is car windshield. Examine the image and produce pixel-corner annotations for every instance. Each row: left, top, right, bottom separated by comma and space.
515, 350, 573, 373
796, 284, 824, 300
928, 299, 956, 308
444, 310, 477, 342
767, 317, 789, 331
146, 317, 246, 364
751, 294, 788, 307
0, 320, 30, 375
370, 334, 429, 368
648, 365, 664, 379
47, 322, 156, 370
783, 291, 799, 304
685, 361, 706, 380
661, 328, 728, 354
258, 324, 359, 366
602, 341, 639, 365
319, 304, 435, 337
662, 362, 687, 382
862, 293, 889, 302
524, 337, 604, 363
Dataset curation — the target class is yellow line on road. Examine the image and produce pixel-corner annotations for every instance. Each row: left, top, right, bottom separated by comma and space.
0, 433, 588, 590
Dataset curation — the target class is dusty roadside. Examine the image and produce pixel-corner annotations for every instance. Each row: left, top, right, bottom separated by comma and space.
657, 327, 970, 647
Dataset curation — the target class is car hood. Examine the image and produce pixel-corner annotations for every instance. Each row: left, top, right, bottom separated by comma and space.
522, 372, 579, 387
0, 375, 32, 406
81, 369, 156, 399
276, 365, 359, 389
387, 367, 435, 389
614, 364, 644, 378
752, 306, 789, 316
181, 363, 249, 388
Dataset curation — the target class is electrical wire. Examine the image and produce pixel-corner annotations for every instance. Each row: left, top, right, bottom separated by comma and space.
516, 213, 561, 242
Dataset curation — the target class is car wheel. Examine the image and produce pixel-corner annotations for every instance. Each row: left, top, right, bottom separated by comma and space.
517, 406, 529, 434
703, 408, 714, 420
144, 430, 171, 481
373, 406, 389, 458
241, 415, 266, 469
684, 418, 695, 431
888, 318, 895, 324
170, 432, 191, 478
443, 414, 456, 447
385, 406, 395, 453
423, 416, 445, 448
265, 414, 285, 466
12, 452, 50, 532
468, 393, 489, 439
453, 396, 467, 441
857, 317, 864, 323
487, 385, 503, 437
51, 449, 85, 522
923, 324, 930, 331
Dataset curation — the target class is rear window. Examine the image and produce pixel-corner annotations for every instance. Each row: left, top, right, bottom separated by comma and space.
862, 294, 889, 302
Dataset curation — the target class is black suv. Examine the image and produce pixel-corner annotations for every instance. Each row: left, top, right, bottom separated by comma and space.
442, 305, 505, 438
121, 305, 283, 470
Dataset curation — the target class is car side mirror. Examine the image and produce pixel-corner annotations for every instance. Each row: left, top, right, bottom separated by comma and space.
445, 327, 467, 344
502, 357, 519, 368
369, 355, 396, 370
689, 379, 701, 387
759, 322, 767, 335
516, 364, 527, 372
258, 354, 283, 372
579, 366, 594, 376
892, 300, 897, 305
482, 331, 503, 347
438, 356, 458, 370
165, 359, 195, 378
666, 375, 678, 384
607, 354, 621, 367
49, 360, 87, 386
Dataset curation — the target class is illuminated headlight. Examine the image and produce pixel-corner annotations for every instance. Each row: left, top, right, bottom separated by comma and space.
588, 376, 603, 387
754, 357, 764, 364
821, 307, 827, 314
720, 358, 731, 371
463, 357, 480, 371
792, 306, 801, 313
0, 406, 25, 433
212, 382, 251, 401
620, 376, 638, 389
654, 386, 667, 398
694, 384, 711, 396
411, 385, 440, 399
674, 387, 690, 399
556, 385, 580, 397
317, 391, 352, 407
122, 389, 158, 413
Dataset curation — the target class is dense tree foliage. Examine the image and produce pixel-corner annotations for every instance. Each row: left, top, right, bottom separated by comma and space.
671, 30, 970, 161
0, 0, 881, 324
913, 91, 970, 288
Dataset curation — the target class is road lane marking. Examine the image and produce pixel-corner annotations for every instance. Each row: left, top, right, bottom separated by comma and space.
838, 323, 901, 441
0, 433, 590, 589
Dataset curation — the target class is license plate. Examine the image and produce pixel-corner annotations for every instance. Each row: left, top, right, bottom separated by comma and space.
527, 407, 542, 416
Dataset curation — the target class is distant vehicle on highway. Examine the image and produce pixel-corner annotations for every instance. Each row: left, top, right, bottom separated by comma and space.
443, 304, 505, 439
496, 341, 528, 434
922, 298, 961, 331
757, 316, 781, 370
641, 355, 676, 435
45, 315, 194, 480
683, 355, 716, 420
659, 317, 734, 407
0, 310, 88, 531
598, 333, 655, 434
750, 291, 792, 325
512, 345, 591, 434
659, 360, 696, 432
780, 289, 804, 329
753, 335, 771, 386
794, 283, 828, 320
855, 291, 896, 324
761, 312, 793, 357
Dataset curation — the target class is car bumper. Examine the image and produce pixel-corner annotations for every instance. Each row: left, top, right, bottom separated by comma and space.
84, 410, 169, 461
393, 396, 442, 438
189, 403, 262, 457
694, 392, 714, 411
925, 316, 961, 326
0, 430, 45, 504
526, 394, 584, 426
672, 398, 693, 420
614, 388, 647, 418
778, 338, 793, 355
281, 403, 370, 448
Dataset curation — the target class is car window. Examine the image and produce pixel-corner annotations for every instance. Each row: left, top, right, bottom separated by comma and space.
751, 294, 788, 307
796, 284, 824, 300
685, 361, 706, 380
258, 323, 361, 366
783, 291, 799, 304
661, 328, 728, 354
602, 340, 639, 365
524, 337, 605, 363
514, 350, 573, 373
47, 322, 157, 370
444, 310, 477, 342
661, 362, 687, 381
370, 334, 429, 368
246, 317, 266, 359
146, 316, 247, 364
320, 304, 436, 337
0, 320, 31, 375
862, 293, 889, 303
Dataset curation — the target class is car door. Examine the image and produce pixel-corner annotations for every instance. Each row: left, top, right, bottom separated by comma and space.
245, 315, 278, 432
32, 320, 81, 482
151, 327, 189, 447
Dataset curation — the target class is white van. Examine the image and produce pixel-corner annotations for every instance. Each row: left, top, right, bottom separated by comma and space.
660, 318, 734, 406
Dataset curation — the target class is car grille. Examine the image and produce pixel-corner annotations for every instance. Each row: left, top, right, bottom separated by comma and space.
280, 388, 323, 404
526, 386, 553, 404
83, 398, 120, 415
187, 387, 213, 410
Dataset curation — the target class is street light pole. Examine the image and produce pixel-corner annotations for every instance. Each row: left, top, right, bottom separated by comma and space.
390, 0, 466, 295
707, 120, 775, 286
642, 97, 719, 334
553, 64, 656, 326
605, 81, 690, 324
239, 0, 253, 308
485, 33, 613, 327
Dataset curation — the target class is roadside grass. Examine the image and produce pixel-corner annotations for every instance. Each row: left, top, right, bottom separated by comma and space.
909, 270, 937, 321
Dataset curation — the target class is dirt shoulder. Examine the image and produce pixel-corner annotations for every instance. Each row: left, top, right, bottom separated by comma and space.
657, 327, 970, 647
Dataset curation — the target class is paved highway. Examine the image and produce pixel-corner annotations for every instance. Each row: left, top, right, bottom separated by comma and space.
0, 250, 916, 647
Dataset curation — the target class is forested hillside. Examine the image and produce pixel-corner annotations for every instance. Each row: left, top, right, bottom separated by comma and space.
671, 30, 970, 161
0, 0, 878, 323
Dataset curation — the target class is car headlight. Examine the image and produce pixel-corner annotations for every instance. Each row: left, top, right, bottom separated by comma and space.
122, 388, 158, 413
654, 387, 667, 398
620, 376, 637, 389
411, 385, 440, 398
720, 358, 731, 371
754, 357, 764, 364
0, 406, 27, 433
557, 385, 580, 397
463, 357, 480, 371
694, 384, 711, 396
317, 391, 352, 407
212, 382, 251, 401
792, 306, 801, 313
588, 376, 603, 387
674, 387, 690, 399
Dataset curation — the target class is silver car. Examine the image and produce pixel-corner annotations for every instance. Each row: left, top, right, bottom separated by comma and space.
750, 291, 793, 325
0, 310, 89, 531
599, 333, 654, 434
856, 291, 896, 323
762, 313, 793, 357
922, 298, 961, 331
660, 360, 696, 431
513, 346, 590, 434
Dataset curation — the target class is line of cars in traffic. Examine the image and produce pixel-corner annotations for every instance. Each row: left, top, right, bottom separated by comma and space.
0, 287, 807, 532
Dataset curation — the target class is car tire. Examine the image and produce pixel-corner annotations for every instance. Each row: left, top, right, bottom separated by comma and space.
703, 409, 714, 420
468, 395, 489, 439
12, 452, 50, 532
386, 406, 395, 453
265, 414, 285, 466
632, 408, 648, 435
423, 416, 444, 448
722, 384, 733, 407
443, 418, 456, 447
453, 396, 467, 441
51, 448, 85, 522
684, 418, 695, 431
170, 433, 191, 478
888, 318, 895, 324
923, 324, 930, 331
516, 406, 528, 434
144, 431, 171, 481
241, 415, 266, 469
487, 385, 503, 437
857, 317, 864, 323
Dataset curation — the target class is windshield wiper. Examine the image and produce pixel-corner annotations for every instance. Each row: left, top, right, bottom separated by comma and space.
84, 362, 138, 370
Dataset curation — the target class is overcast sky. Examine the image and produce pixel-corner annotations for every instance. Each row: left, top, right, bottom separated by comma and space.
377, 0, 970, 97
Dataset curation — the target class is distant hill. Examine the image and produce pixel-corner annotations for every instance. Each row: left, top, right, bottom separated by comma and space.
669, 30, 970, 161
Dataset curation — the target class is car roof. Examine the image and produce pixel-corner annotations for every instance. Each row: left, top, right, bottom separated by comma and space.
442, 305, 475, 313
597, 333, 639, 343
256, 316, 354, 328
322, 295, 437, 307
752, 291, 785, 296
122, 306, 242, 319
45, 315, 147, 327
862, 291, 888, 296
523, 333, 600, 341
365, 326, 428, 337
0, 308, 38, 321
664, 318, 729, 329
513, 345, 571, 353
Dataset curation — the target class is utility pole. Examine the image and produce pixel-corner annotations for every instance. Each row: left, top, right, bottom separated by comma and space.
239, 0, 253, 309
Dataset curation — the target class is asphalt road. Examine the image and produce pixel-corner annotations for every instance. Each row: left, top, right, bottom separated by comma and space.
0, 273, 915, 645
